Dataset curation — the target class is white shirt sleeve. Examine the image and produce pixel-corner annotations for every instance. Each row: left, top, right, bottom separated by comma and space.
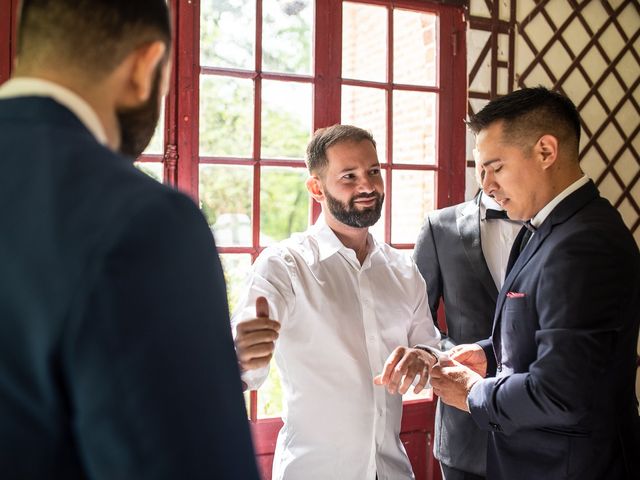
231, 247, 295, 390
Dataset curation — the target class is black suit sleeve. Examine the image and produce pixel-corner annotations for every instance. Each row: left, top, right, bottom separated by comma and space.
63, 191, 259, 479
414, 215, 444, 332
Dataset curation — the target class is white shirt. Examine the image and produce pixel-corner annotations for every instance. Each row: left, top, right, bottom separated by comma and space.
479, 193, 522, 289
232, 216, 440, 480
0, 77, 108, 145
530, 175, 590, 229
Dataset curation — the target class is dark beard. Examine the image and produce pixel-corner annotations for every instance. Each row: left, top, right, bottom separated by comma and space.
116, 66, 163, 158
325, 189, 384, 228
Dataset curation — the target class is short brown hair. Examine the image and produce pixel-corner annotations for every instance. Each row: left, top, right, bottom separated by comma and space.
17, 0, 172, 77
306, 124, 376, 175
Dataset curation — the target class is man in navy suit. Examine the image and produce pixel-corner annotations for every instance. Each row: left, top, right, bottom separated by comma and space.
0, 1, 258, 478
430, 87, 640, 479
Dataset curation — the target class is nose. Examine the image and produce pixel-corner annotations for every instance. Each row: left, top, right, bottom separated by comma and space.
357, 174, 376, 193
481, 169, 496, 195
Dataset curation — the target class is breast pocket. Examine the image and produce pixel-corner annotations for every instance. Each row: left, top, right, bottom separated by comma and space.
501, 295, 538, 369
503, 296, 531, 334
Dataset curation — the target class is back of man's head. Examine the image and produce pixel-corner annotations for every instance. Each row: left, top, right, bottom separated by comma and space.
306, 124, 376, 175
17, 0, 172, 77
467, 86, 581, 160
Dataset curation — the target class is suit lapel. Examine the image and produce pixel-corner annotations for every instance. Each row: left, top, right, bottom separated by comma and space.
492, 181, 601, 345
457, 196, 499, 301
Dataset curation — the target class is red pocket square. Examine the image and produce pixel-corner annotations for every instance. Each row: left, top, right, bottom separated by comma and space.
507, 292, 526, 298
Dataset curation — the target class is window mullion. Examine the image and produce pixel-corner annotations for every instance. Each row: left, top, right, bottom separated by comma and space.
435, 6, 466, 208
312, 0, 343, 223
252, 0, 263, 260
174, 0, 200, 201
0, 0, 17, 84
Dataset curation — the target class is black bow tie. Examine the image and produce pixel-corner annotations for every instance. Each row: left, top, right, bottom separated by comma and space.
485, 208, 509, 220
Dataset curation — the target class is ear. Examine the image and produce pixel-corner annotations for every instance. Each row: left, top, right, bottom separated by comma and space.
536, 134, 558, 170
306, 175, 325, 202
120, 41, 166, 107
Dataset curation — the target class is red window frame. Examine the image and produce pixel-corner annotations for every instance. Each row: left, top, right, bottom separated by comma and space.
0, 0, 18, 85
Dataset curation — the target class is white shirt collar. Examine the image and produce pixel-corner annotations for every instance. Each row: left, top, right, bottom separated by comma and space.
530, 175, 590, 228
0, 77, 108, 146
311, 213, 379, 263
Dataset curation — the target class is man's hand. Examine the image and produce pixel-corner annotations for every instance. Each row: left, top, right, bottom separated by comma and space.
373, 346, 436, 395
235, 297, 280, 372
430, 356, 483, 412
449, 343, 487, 377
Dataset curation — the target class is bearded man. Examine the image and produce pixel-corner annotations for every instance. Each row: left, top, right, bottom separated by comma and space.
0, 1, 258, 478
232, 124, 441, 480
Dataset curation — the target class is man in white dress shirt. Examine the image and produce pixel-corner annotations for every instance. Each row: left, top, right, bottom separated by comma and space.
232, 124, 441, 480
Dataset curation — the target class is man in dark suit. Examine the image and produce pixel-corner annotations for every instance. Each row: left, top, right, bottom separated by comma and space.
0, 1, 258, 478
430, 87, 640, 480
414, 188, 520, 480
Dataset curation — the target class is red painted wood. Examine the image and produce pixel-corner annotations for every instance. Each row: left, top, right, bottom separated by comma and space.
311, 0, 343, 224
174, 0, 200, 200
436, 6, 467, 208
0, 0, 15, 84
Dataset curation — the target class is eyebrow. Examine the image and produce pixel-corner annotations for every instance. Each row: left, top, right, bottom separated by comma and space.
337, 163, 381, 175
481, 158, 502, 168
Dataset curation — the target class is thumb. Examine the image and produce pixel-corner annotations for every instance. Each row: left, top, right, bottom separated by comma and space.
438, 353, 455, 367
256, 296, 269, 318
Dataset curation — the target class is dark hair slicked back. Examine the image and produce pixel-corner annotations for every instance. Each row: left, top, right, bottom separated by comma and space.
18, 0, 172, 75
467, 86, 581, 156
306, 124, 376, 175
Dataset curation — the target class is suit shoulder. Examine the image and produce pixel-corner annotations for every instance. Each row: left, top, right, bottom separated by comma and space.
427, 200, 472, 224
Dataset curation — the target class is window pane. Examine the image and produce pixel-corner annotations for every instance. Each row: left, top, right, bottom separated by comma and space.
394, 9, 437, 86
262, 0, 313, 74
261, 80, 312, 159
144, 103, 165, 155
258, 360, 283, 418
199, 165, 253, 246
220, 253, 252, 314
391, 170, 434, 244
392, 91, 437, 165
342, 2, 387, 82
135, 162, 163, 182
341, 85, 387, 163
200, 0, 255, 70
260, 166, 309, 246
368, 169, 387, 243
200, 76, 254, 157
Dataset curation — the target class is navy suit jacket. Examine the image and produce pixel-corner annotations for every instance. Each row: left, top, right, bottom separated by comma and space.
469, 181, 640, 480
0, 97, 259, 479
414, 195, 497, 475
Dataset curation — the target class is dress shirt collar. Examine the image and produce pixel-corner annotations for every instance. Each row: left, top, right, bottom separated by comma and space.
312, 213, 379, 264
0, 77, 108, 146
479, 191, 506, 221
530, 175, 589, 228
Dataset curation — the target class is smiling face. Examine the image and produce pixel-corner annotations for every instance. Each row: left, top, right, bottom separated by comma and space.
475, 121, 553, 221
307, 139, 385, 229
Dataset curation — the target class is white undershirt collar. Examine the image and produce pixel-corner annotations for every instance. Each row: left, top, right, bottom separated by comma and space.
0, 77, 108, 146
